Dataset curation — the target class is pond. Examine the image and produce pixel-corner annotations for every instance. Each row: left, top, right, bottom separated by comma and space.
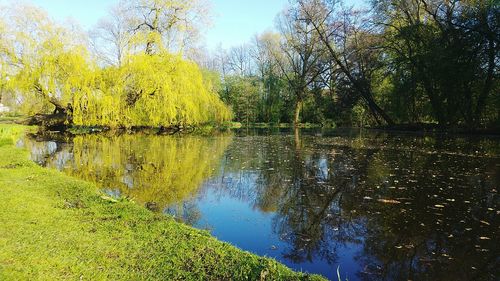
21, 128, 499, 281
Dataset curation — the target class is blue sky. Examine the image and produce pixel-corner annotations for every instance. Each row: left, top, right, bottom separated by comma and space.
206, 0, 289, 49
5, 0, 290, 50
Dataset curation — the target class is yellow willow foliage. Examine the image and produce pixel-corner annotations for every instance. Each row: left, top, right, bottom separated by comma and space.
73, 53, 232, 128
10, 47, 96, 116
24, 133, 233, 208
2, 4, 230, 127
0, 19, 8, 82
0, 4, 94, 114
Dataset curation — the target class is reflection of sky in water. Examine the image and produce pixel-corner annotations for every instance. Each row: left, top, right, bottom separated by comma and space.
190, 172, 363, 280
28, 141, 73, 170
23, 131, 500, 281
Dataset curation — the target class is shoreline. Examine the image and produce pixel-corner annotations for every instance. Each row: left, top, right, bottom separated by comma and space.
0, 124, 325, 280
2, 116, 498, 137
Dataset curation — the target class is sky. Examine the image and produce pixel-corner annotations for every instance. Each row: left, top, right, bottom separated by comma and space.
3, 0, 290, 50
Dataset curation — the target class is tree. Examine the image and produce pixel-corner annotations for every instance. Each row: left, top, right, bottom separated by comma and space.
123, 0, 212, 55
227, 44, 254, 77
275, 5, 328, 125
1, 4, 93, 124
90, 2, 132, 66
297, 0, 396, 126
0, 18, 10, 103
372, 0, 499, 127
253, 32, 288, 123
73, 53, 232, 128
220, 76, 260, 125
0, 3, 231, 129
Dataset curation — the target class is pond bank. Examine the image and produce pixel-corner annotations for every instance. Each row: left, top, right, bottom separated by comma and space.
0, 124, 325, 280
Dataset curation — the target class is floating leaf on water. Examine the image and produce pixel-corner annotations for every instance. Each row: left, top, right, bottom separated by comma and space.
378, 199, 401, 204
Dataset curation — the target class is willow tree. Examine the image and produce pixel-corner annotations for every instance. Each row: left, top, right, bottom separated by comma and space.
78, 0, 231, 128
118, 0, 212, 55
73, 53, 232, 128
0, 18, 9, 103
0, 3, 230, 129
0, 4, 94, 125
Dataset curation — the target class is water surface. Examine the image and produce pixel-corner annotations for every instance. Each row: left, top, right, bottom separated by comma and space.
22, 129, 499, 280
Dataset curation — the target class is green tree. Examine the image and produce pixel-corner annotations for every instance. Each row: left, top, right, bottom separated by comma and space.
297, 0, 396, 126
275, 5, 328, 126
373, 0, 499, 127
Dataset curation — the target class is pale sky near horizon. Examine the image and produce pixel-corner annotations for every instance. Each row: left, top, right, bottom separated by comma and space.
1, 0, 291, 50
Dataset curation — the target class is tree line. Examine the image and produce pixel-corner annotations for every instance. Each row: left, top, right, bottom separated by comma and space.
0, 0, 231, 129
0, 0, 498, 129
199, 0, 498, 128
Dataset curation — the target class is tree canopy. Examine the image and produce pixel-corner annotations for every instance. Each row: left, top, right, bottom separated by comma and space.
0, 0, 497, 130
203, 0, 498, 128
0, 2, 231, 129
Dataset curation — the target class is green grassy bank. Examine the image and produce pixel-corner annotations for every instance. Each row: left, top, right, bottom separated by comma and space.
0, 124, 325, 280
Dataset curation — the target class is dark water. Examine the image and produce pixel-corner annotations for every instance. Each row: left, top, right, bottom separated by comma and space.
21, 129, 499, 280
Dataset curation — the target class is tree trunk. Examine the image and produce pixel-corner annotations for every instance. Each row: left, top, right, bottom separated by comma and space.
304, 14, 395, 126
475, 38, 495, 125
363, 94, 395, 126
294, 99, 303, 127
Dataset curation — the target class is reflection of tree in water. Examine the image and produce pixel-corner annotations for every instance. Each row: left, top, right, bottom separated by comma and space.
25, 133, 234, 212
270, 148, 369, 265
25, 131, 499, 280
207, 132, 377, 265
205, 131, 499, 280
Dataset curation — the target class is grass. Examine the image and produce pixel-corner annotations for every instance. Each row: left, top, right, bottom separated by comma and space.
0, 124, 326, 281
